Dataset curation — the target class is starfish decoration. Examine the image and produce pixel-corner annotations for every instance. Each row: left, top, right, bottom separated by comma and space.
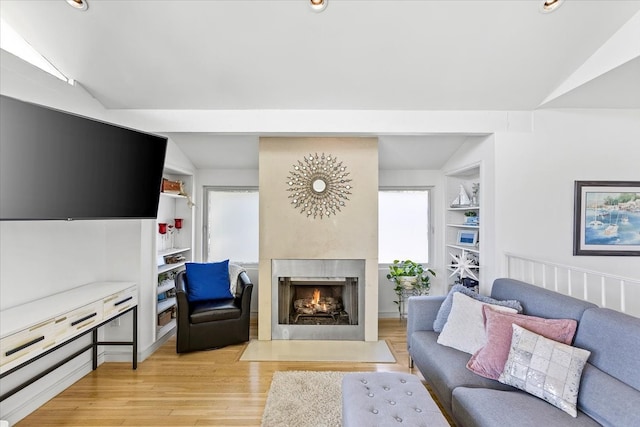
448, 250, 479, 281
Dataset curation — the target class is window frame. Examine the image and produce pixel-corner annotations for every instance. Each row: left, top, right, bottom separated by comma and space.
378, 186, 433, 267
202, 186, 259, 265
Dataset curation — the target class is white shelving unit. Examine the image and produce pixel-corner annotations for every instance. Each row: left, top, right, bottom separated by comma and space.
154, 168, 194, 340
445, 165, 481, 291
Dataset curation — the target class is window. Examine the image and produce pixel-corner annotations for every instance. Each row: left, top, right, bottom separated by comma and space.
203, 187, 429, 265
378, 189, 431, 264
204, 187, 258, 264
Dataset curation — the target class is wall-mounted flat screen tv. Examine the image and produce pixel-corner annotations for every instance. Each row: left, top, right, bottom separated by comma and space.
0, 95, 168, 220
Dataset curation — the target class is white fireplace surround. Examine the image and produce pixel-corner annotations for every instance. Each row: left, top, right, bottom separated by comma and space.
271, 259, 365, 340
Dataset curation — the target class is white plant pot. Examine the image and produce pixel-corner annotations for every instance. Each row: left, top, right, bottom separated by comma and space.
398, 276, 418, 289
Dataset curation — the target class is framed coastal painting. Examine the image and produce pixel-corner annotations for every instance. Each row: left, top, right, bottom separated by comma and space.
573, 181, 640, 256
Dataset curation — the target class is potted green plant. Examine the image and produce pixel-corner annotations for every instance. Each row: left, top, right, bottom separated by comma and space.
387, 259, 435, 292
464, 210, 479, 225
387, 260, 436, 317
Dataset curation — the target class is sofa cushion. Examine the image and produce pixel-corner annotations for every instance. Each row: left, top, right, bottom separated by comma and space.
577, 363, 640, 427
185, 260, 232, 302
573, 307, 640, 391
490, 278, 597, 321
433, 284, 523, 332
467, 306, 577, 380
410, 330, 513, 413
497, 324, 591, 417
437, 292, 518, 354
452, 387, 601, 427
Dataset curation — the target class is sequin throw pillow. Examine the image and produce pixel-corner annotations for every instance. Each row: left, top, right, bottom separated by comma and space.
498, 324, 591, 417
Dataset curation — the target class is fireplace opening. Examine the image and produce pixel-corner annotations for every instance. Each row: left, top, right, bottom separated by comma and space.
278, 277, 358, 326
271, 259, 365, 340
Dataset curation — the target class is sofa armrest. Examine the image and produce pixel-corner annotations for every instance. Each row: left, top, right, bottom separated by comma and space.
407, 295, 445, 350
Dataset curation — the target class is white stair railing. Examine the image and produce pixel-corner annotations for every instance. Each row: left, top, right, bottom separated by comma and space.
504, 253, 639, 317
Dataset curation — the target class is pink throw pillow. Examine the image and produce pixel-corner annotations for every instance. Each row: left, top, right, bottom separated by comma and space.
466, 306, 577, 380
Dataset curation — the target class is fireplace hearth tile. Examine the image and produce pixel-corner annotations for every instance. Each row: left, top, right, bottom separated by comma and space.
239, 339, 395, 363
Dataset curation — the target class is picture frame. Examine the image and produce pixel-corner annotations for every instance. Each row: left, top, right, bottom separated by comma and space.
456, 230, 478, 247
573, 181, 640, 256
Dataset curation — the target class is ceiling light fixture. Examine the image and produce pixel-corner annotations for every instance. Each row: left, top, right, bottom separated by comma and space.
540, 0, 564, 13
310, 0, 328, 13
66, 0, 88, 11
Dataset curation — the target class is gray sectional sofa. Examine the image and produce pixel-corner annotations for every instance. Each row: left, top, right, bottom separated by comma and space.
407, 278, 640, 427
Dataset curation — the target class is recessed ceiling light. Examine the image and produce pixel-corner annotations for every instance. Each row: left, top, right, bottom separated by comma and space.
310, 0, 328, 13
66, 0, 88, 11
540, 0, 564, 13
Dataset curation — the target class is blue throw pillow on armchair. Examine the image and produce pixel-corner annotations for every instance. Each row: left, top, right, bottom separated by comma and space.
185, 260, 232, 302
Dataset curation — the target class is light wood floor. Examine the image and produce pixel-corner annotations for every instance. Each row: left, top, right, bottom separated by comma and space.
16, 319, 449, 426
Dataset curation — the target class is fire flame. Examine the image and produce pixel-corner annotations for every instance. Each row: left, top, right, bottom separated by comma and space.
312, 288, 320, 304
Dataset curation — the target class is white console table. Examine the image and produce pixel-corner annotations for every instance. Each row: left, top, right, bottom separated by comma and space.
0, 281, 138, 401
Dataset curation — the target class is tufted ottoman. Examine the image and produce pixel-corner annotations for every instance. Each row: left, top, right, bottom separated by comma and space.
342, 372, 450, 427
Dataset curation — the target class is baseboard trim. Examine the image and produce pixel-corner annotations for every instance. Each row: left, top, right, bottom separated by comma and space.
3, 329, 177, 425
1, 354, 103, 426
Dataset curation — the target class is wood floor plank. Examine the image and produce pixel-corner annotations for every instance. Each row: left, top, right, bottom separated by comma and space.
15, 319, 451, 426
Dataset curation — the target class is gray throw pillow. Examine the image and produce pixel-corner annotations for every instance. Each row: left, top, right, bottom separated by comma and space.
433, 284, 523, 332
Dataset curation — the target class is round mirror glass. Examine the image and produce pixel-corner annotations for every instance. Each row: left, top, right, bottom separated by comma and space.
312, 178, 327, 193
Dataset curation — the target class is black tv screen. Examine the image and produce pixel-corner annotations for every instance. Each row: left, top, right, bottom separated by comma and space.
0, 95, 168, 220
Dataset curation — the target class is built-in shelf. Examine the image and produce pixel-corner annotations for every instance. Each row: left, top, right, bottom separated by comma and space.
155, 169, 193, 340
446, 244, 480, 254
158, 247, 191, 257
445, 165, 481, 291
157, 281, 175, 295
156, 321, 176, 336
158, 261, 187, 274
157, 297, 177, 313
160, 192, 186, 199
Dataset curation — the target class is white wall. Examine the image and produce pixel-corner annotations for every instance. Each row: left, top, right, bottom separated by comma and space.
433, 112, 640, 306
494, 109, 640, 290
0, 52, 194, 424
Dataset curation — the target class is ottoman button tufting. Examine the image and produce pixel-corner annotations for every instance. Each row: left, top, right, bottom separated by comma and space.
342, 372, 448, 427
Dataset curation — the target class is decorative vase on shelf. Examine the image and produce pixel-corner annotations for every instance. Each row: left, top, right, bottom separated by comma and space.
158, 223, 168, 250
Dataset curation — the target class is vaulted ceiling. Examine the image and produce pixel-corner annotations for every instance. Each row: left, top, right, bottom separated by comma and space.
1, 0, 639, 169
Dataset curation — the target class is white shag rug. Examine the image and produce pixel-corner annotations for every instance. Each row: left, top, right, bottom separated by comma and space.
261, 371, 345, 427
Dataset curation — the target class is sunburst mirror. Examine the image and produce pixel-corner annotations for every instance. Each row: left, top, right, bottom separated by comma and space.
286, 153, 353, 219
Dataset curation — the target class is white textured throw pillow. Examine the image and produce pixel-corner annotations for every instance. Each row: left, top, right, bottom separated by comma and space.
498, 324, 591, 418
437, 292, 518, 354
